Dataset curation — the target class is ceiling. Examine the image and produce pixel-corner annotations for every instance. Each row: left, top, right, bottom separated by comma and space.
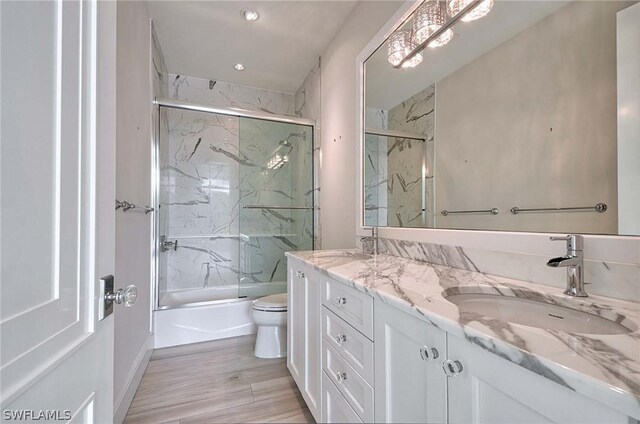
146, 1, 359, 93
366, 1, 570, 110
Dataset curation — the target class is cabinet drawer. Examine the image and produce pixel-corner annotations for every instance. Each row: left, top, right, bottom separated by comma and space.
322, 307, 374, 386
323, 343, 374, 423
322, 277, 373, 339
322, 372, 363, 424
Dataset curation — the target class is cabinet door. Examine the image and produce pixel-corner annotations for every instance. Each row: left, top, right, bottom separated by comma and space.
287, 261, 305, 387
374, 300, 447, 424
287, 260, 321, 421
322, 372, 363, 424
303, 266, 322, 417
447, 335, 631, 424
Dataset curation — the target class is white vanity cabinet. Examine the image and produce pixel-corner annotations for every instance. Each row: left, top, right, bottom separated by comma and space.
287, 259, 321, 421
446, 335, 631, 424
374, 300, 447, 424
287, 259, 635, 424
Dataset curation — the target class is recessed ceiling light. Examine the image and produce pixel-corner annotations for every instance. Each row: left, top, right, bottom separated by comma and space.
241, 9, 259, 22
234, 63, 245, 71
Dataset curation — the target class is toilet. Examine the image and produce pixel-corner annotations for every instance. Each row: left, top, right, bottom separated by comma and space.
251, 292, 288, 358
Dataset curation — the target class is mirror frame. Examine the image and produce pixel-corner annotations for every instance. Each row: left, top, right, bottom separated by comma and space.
355, 0, 639, 264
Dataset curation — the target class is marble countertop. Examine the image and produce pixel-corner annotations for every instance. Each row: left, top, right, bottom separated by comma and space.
286, 249, 640, 419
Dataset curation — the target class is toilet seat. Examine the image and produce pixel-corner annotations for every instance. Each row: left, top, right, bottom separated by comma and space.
252, 293, 287, 312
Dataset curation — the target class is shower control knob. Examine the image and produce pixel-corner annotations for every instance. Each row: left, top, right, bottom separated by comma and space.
106, 284, 138, 307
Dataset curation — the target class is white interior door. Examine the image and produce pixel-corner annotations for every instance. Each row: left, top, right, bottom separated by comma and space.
1, 0, 117, 422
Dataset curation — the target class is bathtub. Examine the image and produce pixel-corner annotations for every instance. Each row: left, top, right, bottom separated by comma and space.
154, 282, 287, 348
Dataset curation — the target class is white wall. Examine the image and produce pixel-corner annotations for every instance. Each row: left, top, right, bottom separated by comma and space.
320, 0, 402, 249
114, 2, 153, 422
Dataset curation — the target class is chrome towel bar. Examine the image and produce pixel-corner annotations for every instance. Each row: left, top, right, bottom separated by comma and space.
441, 208, 499, 216
242, 205, 313, 210
510, 203, 607, 214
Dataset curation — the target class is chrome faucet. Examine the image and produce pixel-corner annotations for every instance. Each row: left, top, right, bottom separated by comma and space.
546, 234, 587, 297
360, 227, 378, 255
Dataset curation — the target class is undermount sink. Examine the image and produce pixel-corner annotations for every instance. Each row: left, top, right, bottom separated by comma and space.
445, 293, 634, 335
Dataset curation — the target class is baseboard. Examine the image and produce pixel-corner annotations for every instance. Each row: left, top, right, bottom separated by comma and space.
113, 334, 153, 424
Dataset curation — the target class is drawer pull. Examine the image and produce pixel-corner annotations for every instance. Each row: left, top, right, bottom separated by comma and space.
335, 334, 347, 344
419, 346, 439, 362
295, 270, 305, 278
336, 297, 347, 306
443, 359, 464, 377
336, 371, 347, 382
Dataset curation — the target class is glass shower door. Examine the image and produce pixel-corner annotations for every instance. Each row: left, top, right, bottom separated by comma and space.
157, 106, 241, 307
238, 117, 314, 298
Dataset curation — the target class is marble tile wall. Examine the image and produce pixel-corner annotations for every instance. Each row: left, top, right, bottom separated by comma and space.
294, 58, 322, 249
387, 85, 435, 228
363, 85, 435, 229
170, 74, 295, 116
364, 108, 389, 227
158, 71, 318, 302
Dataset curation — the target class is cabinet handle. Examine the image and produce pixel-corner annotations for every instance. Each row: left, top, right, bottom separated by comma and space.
336, 297, 347, 306
443, 359, 464, 377
336, 372, 347, 382
419, 346, 439, 362
335, 334, 347, 344
295, 270, 305, 278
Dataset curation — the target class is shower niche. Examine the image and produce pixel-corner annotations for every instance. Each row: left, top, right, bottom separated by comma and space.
156, 105, 314, 309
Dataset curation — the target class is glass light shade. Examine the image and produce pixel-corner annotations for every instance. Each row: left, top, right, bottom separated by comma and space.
387, 29, 423, 68
447, 0, 494, 22
413, 1, 454, 48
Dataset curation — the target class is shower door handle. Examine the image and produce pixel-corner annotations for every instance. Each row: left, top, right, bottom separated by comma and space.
160, 236, 178, 252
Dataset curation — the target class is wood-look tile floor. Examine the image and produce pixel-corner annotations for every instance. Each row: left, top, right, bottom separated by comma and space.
124, 335, 315, 424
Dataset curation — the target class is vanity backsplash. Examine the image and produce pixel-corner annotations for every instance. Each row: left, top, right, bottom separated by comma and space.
358, 237, 640, 303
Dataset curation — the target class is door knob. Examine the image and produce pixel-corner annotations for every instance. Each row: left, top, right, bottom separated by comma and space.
419, 346, 439, 362
106, 284, 138, 307
442, 359, 464, 377
99, 276, 138, 321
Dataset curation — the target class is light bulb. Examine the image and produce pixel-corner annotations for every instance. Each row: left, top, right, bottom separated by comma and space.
447, 0, 494, 22
242, 9, 259, 21
387, 29, 422, 68
414, 1, 454, 48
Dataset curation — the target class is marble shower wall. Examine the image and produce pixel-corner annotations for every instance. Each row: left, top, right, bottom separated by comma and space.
364, 108, 388, 227
294, 58, 322, 249
157, 72, 317, 300
363, 85, 435, 228
387, 85, 435, 228
170, 74, 295, 116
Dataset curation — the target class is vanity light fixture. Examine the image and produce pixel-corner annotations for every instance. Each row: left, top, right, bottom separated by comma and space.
447, 0, 494, 22
414, 1, 454, 48
234, 63, 245, 71
387, 29, 423, 68
241, 9, 259, 22
392, 0, 488, 69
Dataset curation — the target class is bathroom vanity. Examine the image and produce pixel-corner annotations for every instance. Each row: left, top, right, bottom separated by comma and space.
286, 251, 640, 424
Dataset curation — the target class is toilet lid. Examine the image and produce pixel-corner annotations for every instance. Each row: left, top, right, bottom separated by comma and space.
253, 293, 287, 311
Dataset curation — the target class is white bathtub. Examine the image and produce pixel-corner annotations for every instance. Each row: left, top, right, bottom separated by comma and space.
154, 282, 287, 348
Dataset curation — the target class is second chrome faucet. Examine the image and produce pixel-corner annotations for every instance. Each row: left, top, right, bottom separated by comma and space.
547, 234, 588, 297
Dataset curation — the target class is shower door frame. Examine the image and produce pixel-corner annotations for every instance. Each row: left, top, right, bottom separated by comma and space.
151, 98, 316, 311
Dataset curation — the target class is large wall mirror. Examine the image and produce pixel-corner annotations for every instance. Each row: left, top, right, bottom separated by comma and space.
363, 0, 639, 236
